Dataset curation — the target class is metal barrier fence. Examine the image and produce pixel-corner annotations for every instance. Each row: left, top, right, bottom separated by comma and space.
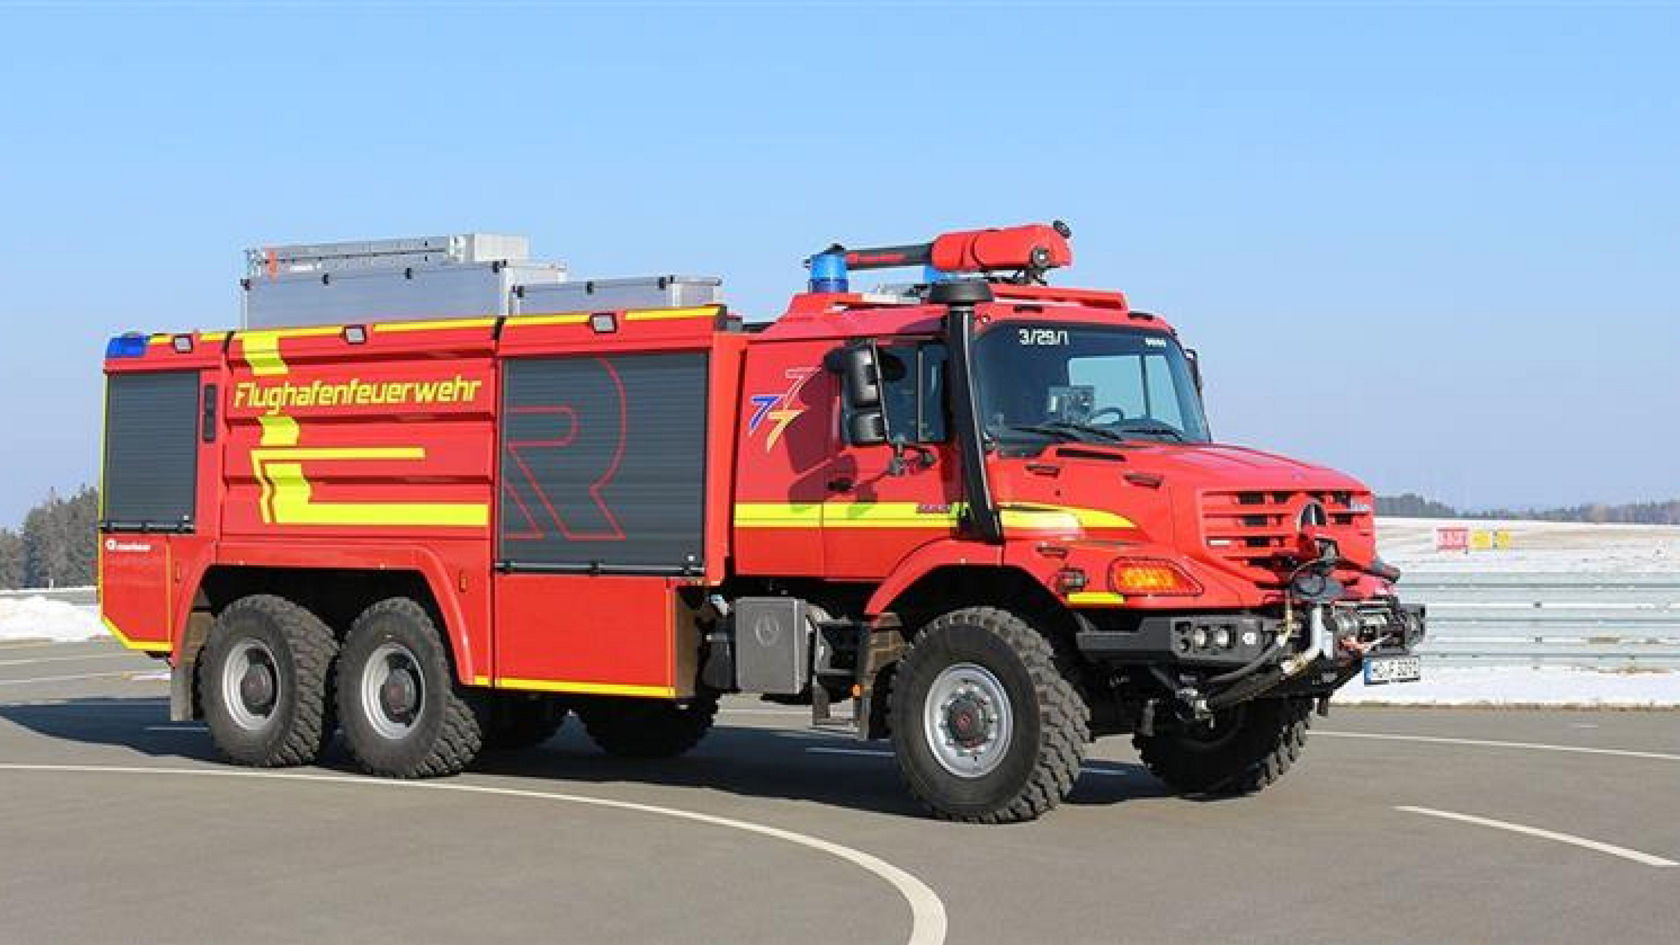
8, 580, 1680, 668
1403, 574, 1680, 667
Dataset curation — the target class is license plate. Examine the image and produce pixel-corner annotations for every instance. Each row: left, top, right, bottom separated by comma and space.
1363, 654, 1422, 685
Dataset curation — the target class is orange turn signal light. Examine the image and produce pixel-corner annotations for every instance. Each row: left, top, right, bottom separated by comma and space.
1109, 558, 1203, 596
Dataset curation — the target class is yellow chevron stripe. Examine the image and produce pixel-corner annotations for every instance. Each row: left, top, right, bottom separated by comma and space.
101, 616, 172, 653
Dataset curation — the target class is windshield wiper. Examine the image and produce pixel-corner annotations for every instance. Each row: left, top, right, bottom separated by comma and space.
1113, 420, 1187, 442
998, 421, 1131, 445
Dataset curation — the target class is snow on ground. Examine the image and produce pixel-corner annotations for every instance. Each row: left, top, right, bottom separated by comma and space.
1379, 516, 1680, 574
0, 597, 104, 643
1339, 665, 1680, 708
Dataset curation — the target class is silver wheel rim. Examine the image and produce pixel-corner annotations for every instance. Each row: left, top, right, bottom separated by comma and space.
221, 639, 280, 732
923, 662, 1014, 778
359, 642, 425, 741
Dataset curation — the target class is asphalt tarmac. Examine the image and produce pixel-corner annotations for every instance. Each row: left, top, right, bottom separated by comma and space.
2, 638, 1677, 945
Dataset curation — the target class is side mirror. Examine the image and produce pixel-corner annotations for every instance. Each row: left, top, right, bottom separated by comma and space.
847, 412, 887, 445
1185, 347, 1204, 394
837, 345, 881, 409
827, 343, 889, 446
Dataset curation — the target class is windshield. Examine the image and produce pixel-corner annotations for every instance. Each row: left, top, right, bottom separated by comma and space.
974, 324, 1211, 445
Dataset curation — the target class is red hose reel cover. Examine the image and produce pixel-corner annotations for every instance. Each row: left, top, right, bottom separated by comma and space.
929, 224, 1073, 274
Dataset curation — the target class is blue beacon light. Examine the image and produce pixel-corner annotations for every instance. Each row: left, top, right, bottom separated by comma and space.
808, 252, 849, 293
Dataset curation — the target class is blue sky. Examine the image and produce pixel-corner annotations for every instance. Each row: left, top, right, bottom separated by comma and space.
0, 1, 1675, 525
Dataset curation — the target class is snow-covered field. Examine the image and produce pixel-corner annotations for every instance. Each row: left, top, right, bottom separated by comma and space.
1379, 517, 1680, 574
0, 596, 103, 644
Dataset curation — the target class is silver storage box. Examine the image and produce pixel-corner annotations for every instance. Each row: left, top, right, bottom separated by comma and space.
241, 234, 566, 328
733, 597, 812, 695
513, 275, 722, 315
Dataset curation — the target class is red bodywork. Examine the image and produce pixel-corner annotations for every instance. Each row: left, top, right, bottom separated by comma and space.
101, 241, 1383, 699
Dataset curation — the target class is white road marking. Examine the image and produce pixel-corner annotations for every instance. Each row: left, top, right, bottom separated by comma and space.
0, 671, 150, 688
1320, 730, 1680, 764
1396, 806, 1678, 868
0, 653, 133, 668
803, 747, 1131, 777
0, 640, 109, 651
0, 763, 948, 945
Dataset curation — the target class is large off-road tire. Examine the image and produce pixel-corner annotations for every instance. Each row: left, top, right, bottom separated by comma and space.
199, 594, 337, 768
335, 597, 485, 778
1134, 697, 1312, 795
889, 607, 1090, 824
577, 693, 718, 759
483, 694, 569, 751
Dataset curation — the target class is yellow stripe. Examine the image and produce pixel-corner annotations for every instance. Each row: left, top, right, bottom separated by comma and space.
1000, 504, 1136, 531
733, 502, 1134, 531
494, 677, 677, 699
733, 503, 824, 527
471, 675, 492, 687
506, 305, 722, 329
373, 317, 497, 334
504, 312, 592, 328
101, 616, 172, 653
622, 305, 722, 322
1066, 591, 1127, 608
251, 446, 490, 528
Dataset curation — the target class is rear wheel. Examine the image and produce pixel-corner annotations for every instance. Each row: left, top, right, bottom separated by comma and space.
578, 693, 718, 759
889, 607, 1089, 823
484, 694, 569, 751
1134, 697, 1312, 795
335, 598, 484, 778
199, 594, 337, 767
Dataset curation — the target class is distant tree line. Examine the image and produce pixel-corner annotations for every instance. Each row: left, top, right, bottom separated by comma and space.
1377, 492, 1680, 525
0, 486, 98, 589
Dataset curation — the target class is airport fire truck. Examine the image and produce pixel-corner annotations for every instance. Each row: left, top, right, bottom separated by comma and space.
99, 224, 1424, 822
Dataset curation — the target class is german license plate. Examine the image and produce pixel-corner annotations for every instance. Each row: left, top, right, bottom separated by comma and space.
1363, 654, 1421, 685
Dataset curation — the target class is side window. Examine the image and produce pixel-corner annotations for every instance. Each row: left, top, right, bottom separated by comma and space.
878, 343, 948, 443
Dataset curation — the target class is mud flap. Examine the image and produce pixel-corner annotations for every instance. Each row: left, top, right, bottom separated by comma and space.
169, 611, 213, 722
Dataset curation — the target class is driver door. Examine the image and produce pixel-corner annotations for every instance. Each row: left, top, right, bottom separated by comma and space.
822, 339, 962, 579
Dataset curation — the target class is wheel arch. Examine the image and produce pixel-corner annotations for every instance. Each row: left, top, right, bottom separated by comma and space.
187, 557, 481, 685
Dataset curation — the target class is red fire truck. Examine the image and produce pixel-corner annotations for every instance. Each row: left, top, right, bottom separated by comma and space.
99, 224, 1423, 822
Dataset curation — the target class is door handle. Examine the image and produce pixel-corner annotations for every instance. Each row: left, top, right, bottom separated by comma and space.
826, 477, 855, 493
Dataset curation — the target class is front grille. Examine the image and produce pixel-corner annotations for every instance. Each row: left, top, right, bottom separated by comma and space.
1200, 489, 1372, 581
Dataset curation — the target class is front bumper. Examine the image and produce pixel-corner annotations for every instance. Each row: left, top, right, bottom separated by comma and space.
1074, 598, 1427, 673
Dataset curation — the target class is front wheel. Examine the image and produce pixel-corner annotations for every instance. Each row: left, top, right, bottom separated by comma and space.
335, 598, 485, 778
889, 607, 1089, 823
1134, 697, 1312, 795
